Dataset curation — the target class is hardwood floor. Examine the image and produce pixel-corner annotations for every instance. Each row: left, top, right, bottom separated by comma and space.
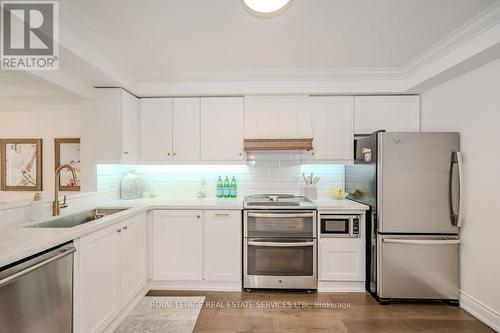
147, 290, 494, 333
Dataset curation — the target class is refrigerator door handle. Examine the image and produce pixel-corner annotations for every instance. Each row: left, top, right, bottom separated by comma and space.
449, 152, 463, 227
383, 239, 461, 245
456, 152, 464, 228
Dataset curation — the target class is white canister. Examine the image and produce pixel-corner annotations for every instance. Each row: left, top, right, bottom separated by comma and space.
121, 173, 144, 200
28, 193, 45, 221
304, 185, 317, 201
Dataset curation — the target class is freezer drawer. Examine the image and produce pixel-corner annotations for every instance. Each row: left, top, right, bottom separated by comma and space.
377, 235, 459, 300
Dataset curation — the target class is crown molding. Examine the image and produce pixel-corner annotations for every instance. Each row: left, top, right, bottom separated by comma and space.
139, 67, 403, 83
402, 1, 500, 76
17, 1, 500, 97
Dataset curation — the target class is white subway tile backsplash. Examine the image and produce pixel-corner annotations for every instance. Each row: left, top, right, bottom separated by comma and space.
97, 161, 344, 200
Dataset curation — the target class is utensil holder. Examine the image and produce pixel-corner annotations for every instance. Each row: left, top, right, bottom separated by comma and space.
304, 185, 317, 201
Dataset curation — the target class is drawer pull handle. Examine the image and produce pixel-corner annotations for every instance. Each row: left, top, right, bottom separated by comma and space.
383, 239, 460, 245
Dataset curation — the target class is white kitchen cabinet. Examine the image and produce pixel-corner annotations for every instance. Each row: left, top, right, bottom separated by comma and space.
79, 223, 122, 333
152, 210, 203, 280
172, 98, 200, 161
79, 214, 147, 333
319, 241, 365, 281
201, 97, 244, 161
140, 98, 173, 161
244, 95, 312, 139
354, 95, 420, 134
203, 210, 241, 281
120, 214, 147, 307
94, 88, 139, 162
140, 98, 200, 161
310, 96, 354, 160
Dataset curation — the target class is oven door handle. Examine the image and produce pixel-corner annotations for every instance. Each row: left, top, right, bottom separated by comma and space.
247, 241, 315, 247
247, 213, 314, 218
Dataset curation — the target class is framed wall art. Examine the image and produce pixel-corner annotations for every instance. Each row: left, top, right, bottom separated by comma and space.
0, 139, 43, 191
54, 138, 81, 191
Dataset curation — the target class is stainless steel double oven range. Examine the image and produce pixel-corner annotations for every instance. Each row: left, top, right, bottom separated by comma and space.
243, 194, 317, 290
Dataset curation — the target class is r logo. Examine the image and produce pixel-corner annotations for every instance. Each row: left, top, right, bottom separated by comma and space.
1, 1, 58, 70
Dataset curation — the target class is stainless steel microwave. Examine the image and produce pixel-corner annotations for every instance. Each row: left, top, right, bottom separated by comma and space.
319, 214, 360, 238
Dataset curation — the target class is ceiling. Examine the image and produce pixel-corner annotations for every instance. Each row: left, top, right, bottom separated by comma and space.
0, 72, 67, 97
60, 0, 497, 81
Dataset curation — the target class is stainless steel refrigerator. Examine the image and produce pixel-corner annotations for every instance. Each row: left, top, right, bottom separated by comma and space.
345, 131, 462, 304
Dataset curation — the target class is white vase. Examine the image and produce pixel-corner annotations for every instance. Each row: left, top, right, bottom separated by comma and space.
120, 173, 143, 200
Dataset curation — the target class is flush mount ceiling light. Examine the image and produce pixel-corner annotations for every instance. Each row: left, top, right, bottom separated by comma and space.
241, 0, 293, 17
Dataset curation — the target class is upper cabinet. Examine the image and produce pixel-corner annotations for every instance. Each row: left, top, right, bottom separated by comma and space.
201, 97, 244, 161
94, 88, 139, 162
173, 98, 201, 160
310, 96, 354, 160
140, 98, 173, 161
140, 98, 200, 161
244, 95, 312, 139
354, 96, 420, 134
93, 91, 420, 164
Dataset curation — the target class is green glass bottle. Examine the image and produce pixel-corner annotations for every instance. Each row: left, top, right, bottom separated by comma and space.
223, 176, 230, 198
230, 176, 237, 198
216, 176, 223, 198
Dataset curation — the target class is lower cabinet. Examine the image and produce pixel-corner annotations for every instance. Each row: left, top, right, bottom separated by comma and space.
319, 241, 365, 281
152, 210, 203, 280
78, 214, 146, 333
152, 209, 241, 282
120, 215, 147, 305
203, 210, 241, 281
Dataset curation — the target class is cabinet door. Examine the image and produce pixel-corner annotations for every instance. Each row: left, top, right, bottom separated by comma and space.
311, 96, 354, 160
79, 225, 121, 333
201, 97, 244, 160
94, 88, 123, 161
354, 96, 420, 134
244, 95, 312, 139
120, 214, 147, 307
121, 90, 140, 161
319, 242, 365, 281
173, 98, 200, 161
140, 98, 173, 161
152, 210, 203, 280
204, 210, 242, 281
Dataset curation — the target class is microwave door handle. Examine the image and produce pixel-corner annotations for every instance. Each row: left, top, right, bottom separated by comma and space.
449, 152, 463, 227
247, 241, 315, 247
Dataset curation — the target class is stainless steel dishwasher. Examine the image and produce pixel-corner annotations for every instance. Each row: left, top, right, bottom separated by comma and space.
0, 242, 76, 332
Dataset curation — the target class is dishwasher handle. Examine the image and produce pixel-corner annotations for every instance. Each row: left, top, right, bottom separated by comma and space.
0, 246, 76, 288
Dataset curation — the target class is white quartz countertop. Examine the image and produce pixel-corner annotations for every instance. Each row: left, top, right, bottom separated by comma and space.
0, 197, 366, 268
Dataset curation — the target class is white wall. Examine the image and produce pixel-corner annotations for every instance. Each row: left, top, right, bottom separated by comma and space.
421, 58, 500, 330
0, 97, 80, 202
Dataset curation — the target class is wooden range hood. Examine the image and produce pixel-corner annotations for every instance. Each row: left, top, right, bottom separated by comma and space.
244, 138, 313, 151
